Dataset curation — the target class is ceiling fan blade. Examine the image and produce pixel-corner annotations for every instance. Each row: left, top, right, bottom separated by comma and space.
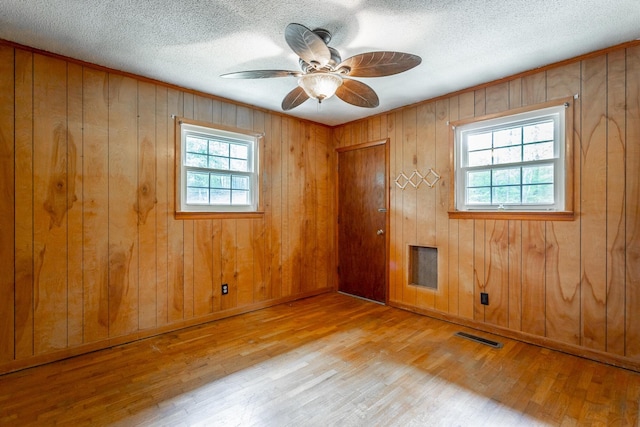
338, 51, 422, 77
335, 79, 379, 108
221, 70, 300, 79
281, 86, 309, 111
285, 23, 331, 67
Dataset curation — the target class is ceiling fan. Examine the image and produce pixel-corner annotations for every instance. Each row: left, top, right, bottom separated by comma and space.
221, 23, 422, 111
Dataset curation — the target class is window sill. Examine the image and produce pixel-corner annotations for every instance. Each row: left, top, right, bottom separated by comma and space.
175, 211, 265, 220
448, 210, 575, 221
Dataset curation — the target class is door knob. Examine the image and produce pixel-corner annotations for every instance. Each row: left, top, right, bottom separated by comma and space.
376, 229, 384, 235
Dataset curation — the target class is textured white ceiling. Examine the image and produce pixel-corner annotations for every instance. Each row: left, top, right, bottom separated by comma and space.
1, 0, 639, 126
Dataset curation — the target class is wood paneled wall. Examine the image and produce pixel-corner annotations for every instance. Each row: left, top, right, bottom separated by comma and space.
0, 43, 335, 373
334, 44, 640, 366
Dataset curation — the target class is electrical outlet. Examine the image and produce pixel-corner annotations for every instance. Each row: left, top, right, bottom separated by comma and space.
480, 292, 489, 305
221, 284, 229, 295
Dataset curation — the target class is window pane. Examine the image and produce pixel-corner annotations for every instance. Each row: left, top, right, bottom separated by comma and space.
493, 186, 521, 204
524, 121, 554, 143
467, 132, 492, 151
187, 171, 209, 187
210, 189, 231, 204
493, 128, 521, 147
493, 146, 521, 164
523, 141, 554, 161
186, 187, 209, 204
468, 149, 492, 167
467, 187, 491, 204
210, 173, 231, 189
186, 136, 208, 154
232, 175, 250, 190
210, 156, 229, 170
523, 165, 554, 184
209, 140, 229, 156
230, 143, 248, 160
467, 170, 490, 187
231, 190, 249, 205
523, 184, 554, 204
230, 159, 248, 172
185, 153, 208, 167
492, 168, 521, 186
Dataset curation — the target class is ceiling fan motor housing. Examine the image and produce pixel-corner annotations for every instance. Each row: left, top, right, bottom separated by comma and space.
299, 47, 342, 73
311, 28, 332, 44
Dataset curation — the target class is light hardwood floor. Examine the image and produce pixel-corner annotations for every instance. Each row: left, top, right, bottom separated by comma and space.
0, 292, 638, 426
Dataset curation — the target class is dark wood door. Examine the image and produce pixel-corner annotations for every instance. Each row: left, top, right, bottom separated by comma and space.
338, 143, 387, 303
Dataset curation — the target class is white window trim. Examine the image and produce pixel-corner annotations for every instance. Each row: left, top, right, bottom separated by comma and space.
448, 97, 575, 221
175, 118, 262, 217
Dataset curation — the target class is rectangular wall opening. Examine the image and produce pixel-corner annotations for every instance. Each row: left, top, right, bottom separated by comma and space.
409, 246, 437, 290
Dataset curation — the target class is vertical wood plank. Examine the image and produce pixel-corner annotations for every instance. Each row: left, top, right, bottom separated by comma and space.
509, 78, 522, 109
447, 96, 460, 316
415, 103, 435, 310
416, 103, 436, 247
521, 221, 546, 336
66, 62, 83, 346
545, 62, 581, 345
485, 220, 509, 327
107, 74, 139, 338
389, 112, 401, 303
221, 219, 237, 310
193, 220, 214, 316
137, 81, 158, 330
626, 46, 640, 358
485, 82, 509, 114
313, 125, 331, 293
82, 68, 109, 343
473, 220, 485, 321
401, 107, 418, 307
33, 55, 68, 353
269, 115, 283, 299
280, 118, 291, 297
605, 49, 627, 355
211, 220, 222, 312
507, 220, 522, 330
301, 123, 317, 292
522, 72, 547, 105
0, 45, 15, 361
474, 88, 486, 116
167, 89, 184, 323
286, 118, 304, 296
580, 55, 607, 350
252, 217, 266, 301
252, 110, 267, 301
434, 99, 450, 313
14, 50, 34, 359
237, 220, 254, 306
155, 87, 169, 326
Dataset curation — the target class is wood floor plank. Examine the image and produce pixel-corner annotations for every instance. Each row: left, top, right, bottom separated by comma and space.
0, 293, 638, 426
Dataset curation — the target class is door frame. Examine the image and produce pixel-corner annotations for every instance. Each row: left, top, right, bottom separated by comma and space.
335, 139, 390, 304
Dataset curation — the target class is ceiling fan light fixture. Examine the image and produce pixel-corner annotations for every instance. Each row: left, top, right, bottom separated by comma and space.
298, 73, 343, 102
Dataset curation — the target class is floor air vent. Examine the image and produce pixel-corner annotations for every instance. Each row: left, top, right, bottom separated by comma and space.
454, 332, 503, 349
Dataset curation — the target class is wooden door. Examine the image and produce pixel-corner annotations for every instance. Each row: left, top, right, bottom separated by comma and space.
337, 142, 387, 303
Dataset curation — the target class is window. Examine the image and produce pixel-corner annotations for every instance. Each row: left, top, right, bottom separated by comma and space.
450, 98, 574, 219
176, 119, 260, 215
